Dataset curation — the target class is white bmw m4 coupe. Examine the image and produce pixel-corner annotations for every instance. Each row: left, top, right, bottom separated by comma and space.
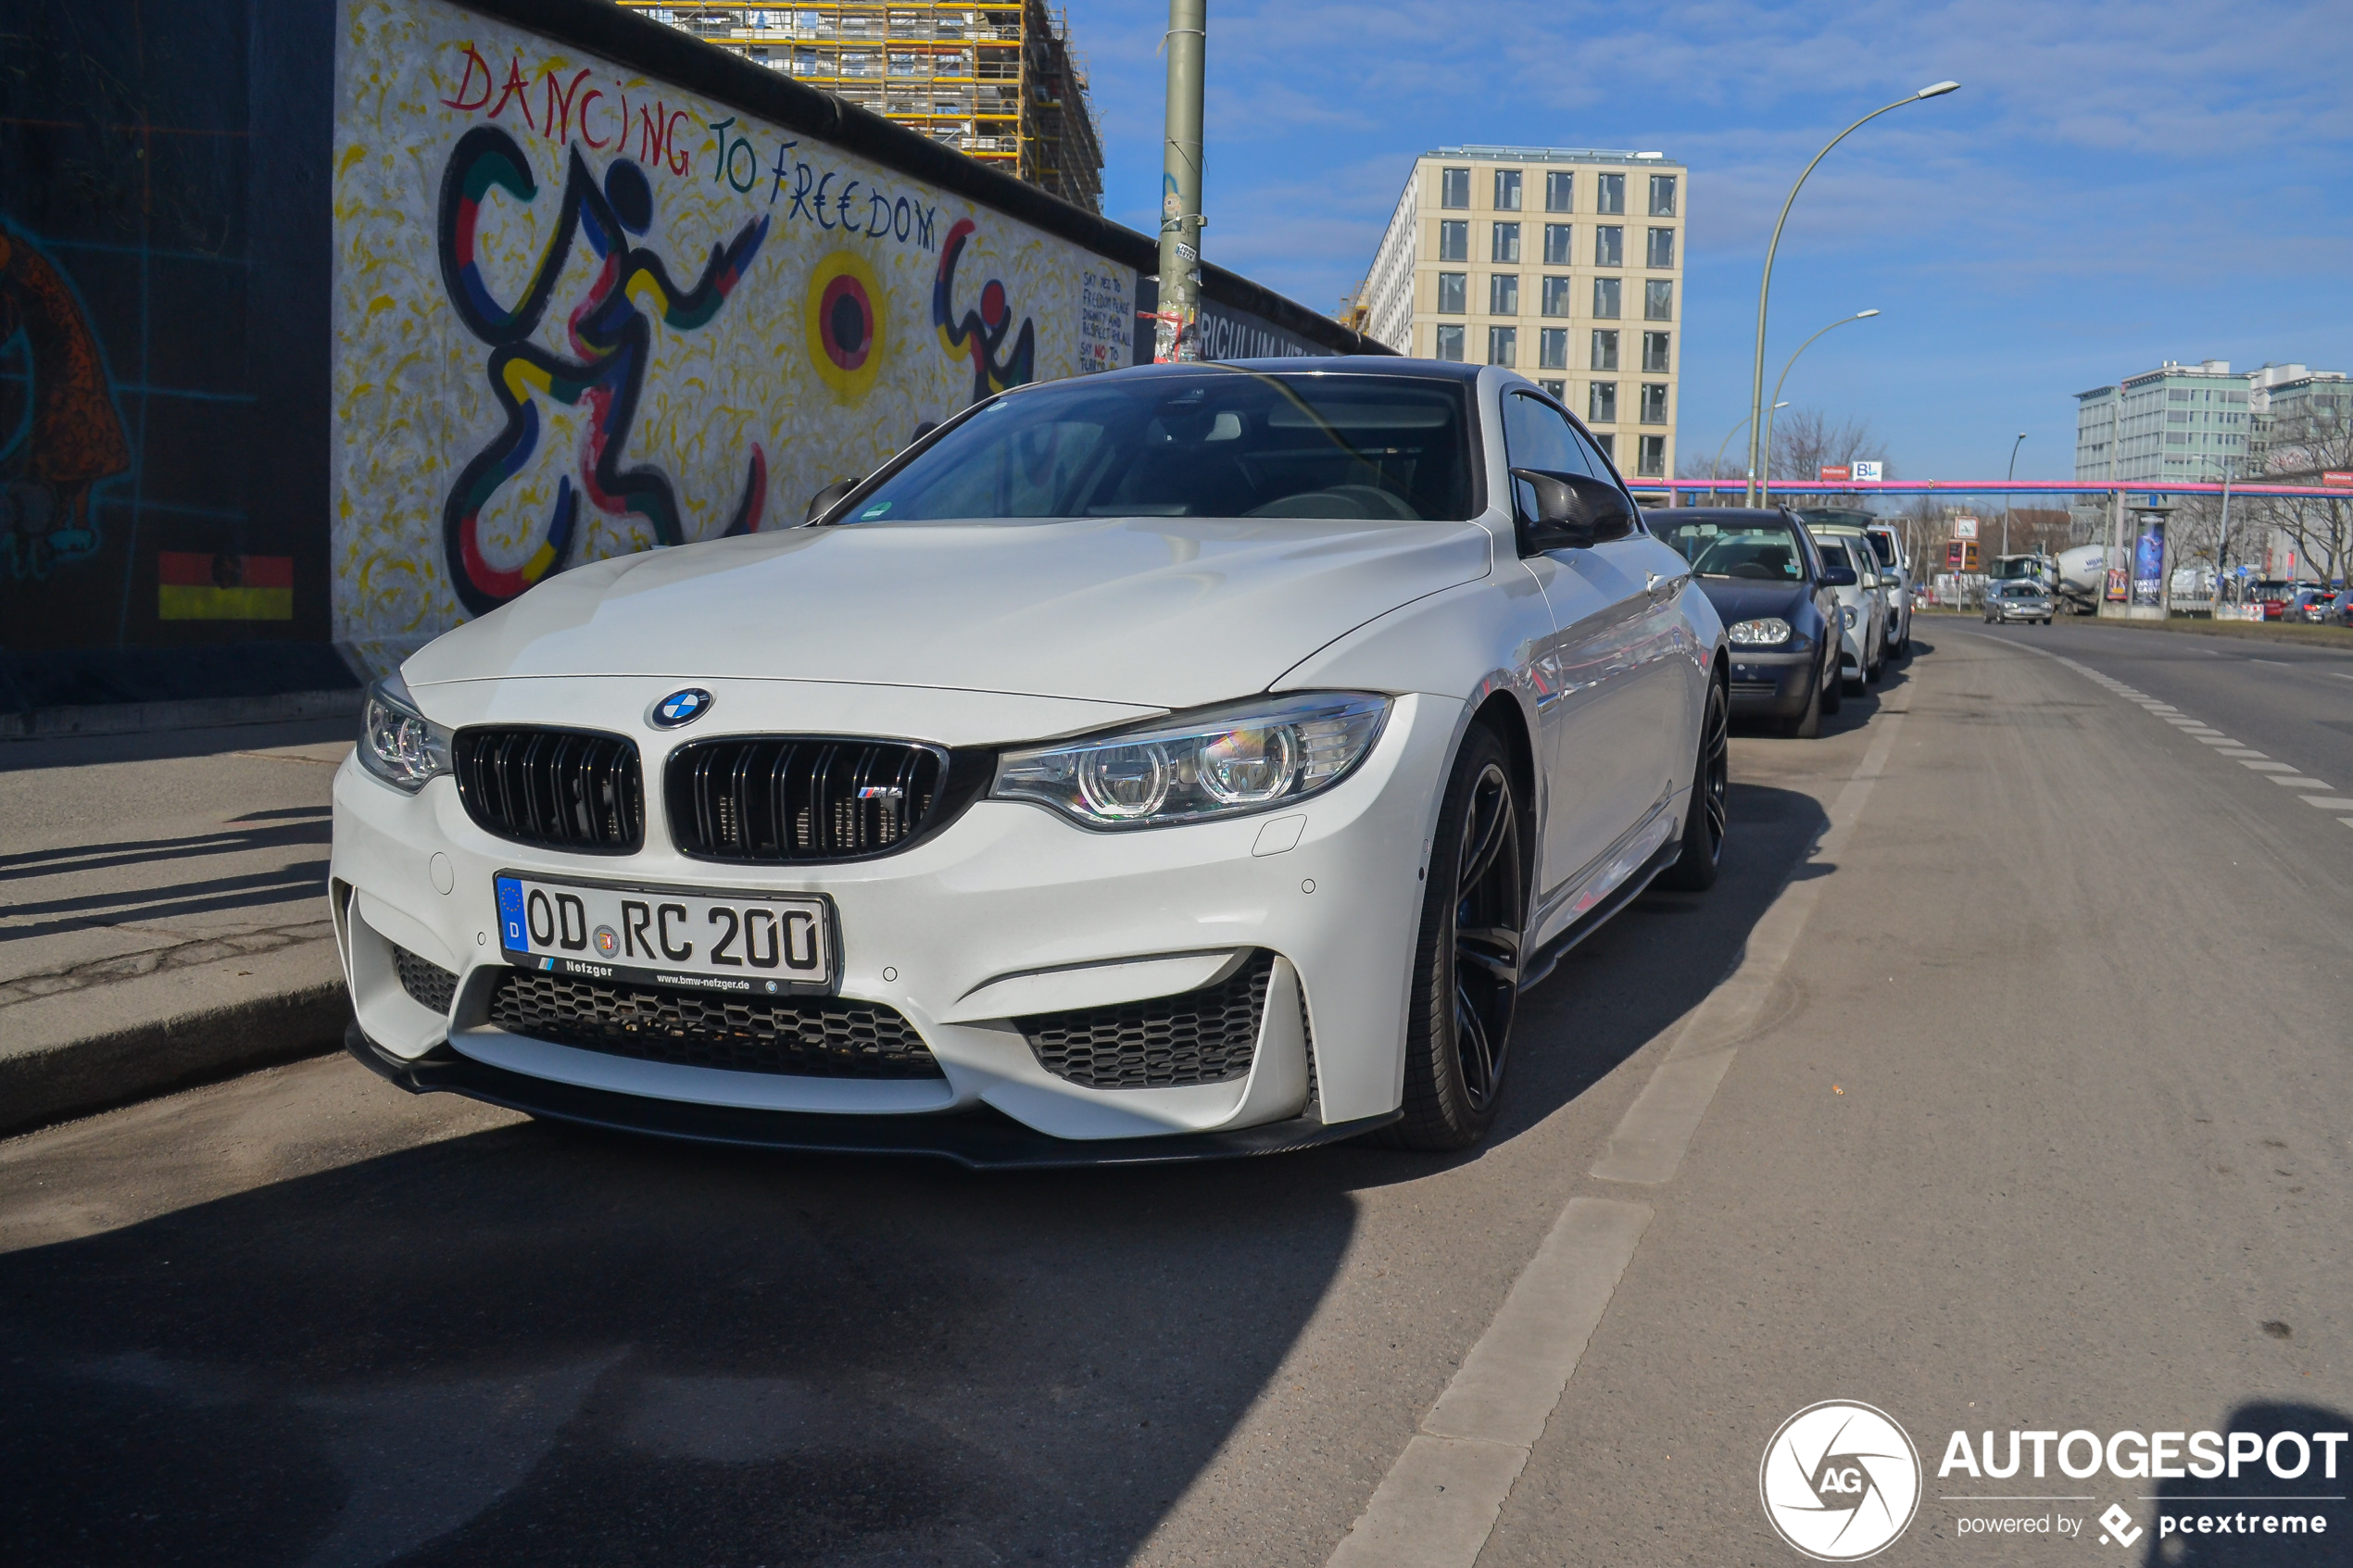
333, 360, 1730, 1165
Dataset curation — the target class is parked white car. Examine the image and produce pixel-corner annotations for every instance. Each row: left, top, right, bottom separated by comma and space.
1802, 525, 1888, 689
333, 361, 1729, 1162
1862, 523, 1912, 658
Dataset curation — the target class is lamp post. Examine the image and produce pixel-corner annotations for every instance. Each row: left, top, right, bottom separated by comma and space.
1758, 310, 1879, 506
1153, 0, 1206, 362
2198, 452, 2236, 607
2002, 432, 2025, 556
1745, 81, 1960, 506
1711, 401, 1789, 504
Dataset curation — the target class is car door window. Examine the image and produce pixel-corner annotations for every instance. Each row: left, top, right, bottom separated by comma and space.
1503, 391, 1591, 477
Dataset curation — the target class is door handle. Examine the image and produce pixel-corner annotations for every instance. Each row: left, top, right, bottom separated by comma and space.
1645, 571, 1684, 600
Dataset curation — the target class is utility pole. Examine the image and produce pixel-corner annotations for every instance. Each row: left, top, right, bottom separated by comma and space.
1154, 0, 1206, 363
2002, 432, 2025, 557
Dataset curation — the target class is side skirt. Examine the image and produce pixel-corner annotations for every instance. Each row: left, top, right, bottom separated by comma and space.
1518, 833, 1683, 994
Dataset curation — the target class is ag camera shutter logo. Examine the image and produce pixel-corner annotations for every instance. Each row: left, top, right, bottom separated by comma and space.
1760, 1400, 1922, 1561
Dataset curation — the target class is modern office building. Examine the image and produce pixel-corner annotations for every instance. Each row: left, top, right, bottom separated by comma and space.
617, 2, 1103, 212
2247, 362, 2351, 476
2073, 359, 2252, 483
1359, 145, 1685, 482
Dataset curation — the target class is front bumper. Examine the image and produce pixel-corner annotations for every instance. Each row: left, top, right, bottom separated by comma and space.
1986, 603, 2049, 621
331, 677, 1461, 1147
1726, 646, 1818, 719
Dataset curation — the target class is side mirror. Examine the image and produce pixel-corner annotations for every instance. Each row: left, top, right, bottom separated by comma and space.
1820, 565, 1858, 588
805, 478, 860, 523
1508, 468, 1636, 554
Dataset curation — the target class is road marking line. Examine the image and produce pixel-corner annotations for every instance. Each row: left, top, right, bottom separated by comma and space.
2197, 738, 2240, 746
1328, 698, 1914, 1568
2299, 797, 2353, 810
2220, 748, 2268, 758
2272, 776, 2332, 788
2243, 760, 2296, 771
1325, 1200, 1652, 1568
2252, 659, 2289, 666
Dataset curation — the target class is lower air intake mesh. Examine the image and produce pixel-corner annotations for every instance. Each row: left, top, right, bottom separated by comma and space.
1018, 951, 1272, 1090
486, 969, 941, 1079
393, 946, 459, 1015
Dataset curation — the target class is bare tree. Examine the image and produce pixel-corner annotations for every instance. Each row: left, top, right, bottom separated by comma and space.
1769, 408, 1885, 483
2238, 406, 2353, 583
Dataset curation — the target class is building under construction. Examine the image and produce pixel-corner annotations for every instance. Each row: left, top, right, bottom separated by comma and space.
619, 3, 1104, 212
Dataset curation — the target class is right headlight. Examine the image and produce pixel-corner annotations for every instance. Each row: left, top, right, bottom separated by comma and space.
992, 692, 1390, 830
1839, 606, 1859, 629
358, 672, 453, 794
1727, 617, 1792, 646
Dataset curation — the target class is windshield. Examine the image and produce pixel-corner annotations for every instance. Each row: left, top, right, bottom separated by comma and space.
1863, 533, 1896, 567
837, 371, 1477, 523
1817, 541, 1854, 572
1658, 517, 1808, 581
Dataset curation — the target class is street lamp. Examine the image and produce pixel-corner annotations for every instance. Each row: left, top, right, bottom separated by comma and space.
2002, 432, 2026, 556
1759, 310, 1880, 505
1711, 401, 1789, 503
1745, 80, 1960, 506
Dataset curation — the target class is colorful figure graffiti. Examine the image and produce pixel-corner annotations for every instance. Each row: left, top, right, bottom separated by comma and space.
931, 219, 1035, 406
0, 226, 129, 581
434, 125, 769, 616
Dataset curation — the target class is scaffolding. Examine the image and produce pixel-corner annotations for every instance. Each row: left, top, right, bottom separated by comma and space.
617, 3, 1105, 213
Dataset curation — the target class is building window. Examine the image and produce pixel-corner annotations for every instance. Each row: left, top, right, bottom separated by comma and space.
1592, 328, 1619, 370
1491, 222, 1521, 263
1648, 173, 1677, 217
1542, 223, 1574, 266
1434, 324, 1465, 361
1441, 167, 1470, 208
1540, 327, 1569, 370
1595, 172, 1625, 214
1539, 377, 1567, 398
1438, 220, 1468, 262
1592, 432, 1616, 461
1493, 169, 1522, 211
1545, 170, 1574, 212
1638, 433, 1667, 476
1490, 274, 1519, 315
1594, 225, 1623, 267
1646, 227, 1675, 269
1589, 382, 1617, 423
1436, 272, 1466, 314
1592, 278, 1621, 320
1643, 279, 1673, 320
1642, 331, 1670, 372
1641, 383, 1668, 423
1541, 276, 1573, 317
1488, 326, 1518, 367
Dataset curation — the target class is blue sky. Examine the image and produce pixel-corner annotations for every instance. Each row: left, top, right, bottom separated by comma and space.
1071, 0, 2353, 480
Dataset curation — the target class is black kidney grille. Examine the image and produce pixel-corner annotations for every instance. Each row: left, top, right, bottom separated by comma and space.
393, 945, 459, 1015
455, 727, 643, 853
667, 737, 950, 862
1018, 951, 1272, 1091
487, 969, 942, 1079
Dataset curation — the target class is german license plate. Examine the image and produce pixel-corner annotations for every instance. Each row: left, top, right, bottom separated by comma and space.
495, 873, 834, 995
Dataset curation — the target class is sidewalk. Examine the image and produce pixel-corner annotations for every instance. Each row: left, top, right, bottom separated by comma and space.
1, 717, 359, 1134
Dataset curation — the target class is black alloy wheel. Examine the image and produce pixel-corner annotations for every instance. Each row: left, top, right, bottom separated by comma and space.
1658, 675, 1730, 892
1382, 725, 1524, 1150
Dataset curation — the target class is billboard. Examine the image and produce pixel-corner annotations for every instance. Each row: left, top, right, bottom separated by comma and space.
331, 0, 1146, 671
2132, 514, 2166, 605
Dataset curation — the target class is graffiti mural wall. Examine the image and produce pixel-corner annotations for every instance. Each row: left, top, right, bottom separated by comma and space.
331, 0, 1136, 670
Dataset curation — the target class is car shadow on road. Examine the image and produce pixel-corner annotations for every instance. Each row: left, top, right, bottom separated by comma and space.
2138, 1399, 2353, 1565
0, 796, 1848, 1568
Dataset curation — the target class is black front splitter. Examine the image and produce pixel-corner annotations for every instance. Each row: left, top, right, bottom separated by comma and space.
345, 1023, 1398, 1171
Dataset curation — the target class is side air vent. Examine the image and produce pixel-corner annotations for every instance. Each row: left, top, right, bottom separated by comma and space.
665, 737, 982, 863
453, 727, 644, 854
393, 945, 459, 1016
1018, 951, 1273, 1090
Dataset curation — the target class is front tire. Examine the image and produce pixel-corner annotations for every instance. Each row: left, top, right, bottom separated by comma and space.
1657, 675, 1729, 892
1381, 725, 1524, 1151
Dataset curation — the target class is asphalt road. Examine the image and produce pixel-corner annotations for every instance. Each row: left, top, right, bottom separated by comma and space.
3, 624, 2348, 1567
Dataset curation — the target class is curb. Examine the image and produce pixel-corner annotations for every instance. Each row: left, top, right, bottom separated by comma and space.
0, 981, 354, 1138
0, 688, 364, 742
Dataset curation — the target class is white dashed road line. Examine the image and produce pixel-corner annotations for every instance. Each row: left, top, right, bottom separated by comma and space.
1324, 701, 1915, 1568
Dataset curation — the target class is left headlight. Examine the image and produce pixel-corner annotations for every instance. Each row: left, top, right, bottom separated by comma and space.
992, 692, 1390, 830
359, 672, 453, 794
1839, 606, 1858, 629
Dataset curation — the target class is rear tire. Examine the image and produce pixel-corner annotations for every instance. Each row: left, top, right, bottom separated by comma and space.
1657, 675, 1729, 893
1378, 725, 1525, 1152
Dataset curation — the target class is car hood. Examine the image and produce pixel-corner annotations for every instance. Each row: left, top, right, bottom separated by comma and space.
403, 515, 1494, 709
1692, 577, 1815, 625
